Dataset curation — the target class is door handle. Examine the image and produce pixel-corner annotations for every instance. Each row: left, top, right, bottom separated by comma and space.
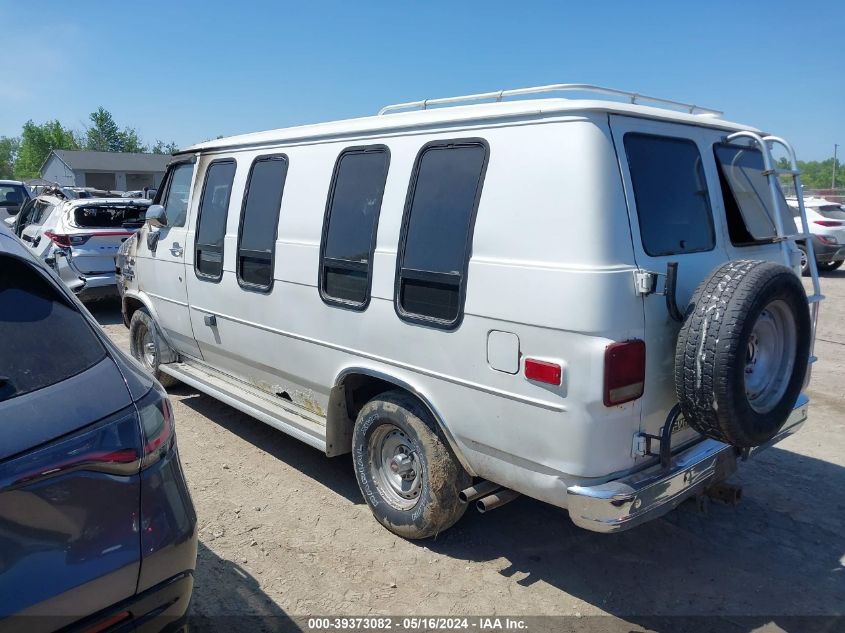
203, 314, 217, 327
169, 242, 183, 257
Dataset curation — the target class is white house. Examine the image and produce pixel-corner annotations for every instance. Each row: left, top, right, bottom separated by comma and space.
41, 149, 171, 191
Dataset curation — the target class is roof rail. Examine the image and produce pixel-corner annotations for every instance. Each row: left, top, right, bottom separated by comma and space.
377, 83, 723, 117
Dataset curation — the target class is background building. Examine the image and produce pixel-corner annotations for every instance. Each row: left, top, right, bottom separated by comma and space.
40, 149, 171, 191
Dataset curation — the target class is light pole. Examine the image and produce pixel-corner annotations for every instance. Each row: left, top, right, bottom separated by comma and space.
834, 143, 839, 189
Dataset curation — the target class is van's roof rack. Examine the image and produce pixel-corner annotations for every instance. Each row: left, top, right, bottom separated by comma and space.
377, 83, 723, 117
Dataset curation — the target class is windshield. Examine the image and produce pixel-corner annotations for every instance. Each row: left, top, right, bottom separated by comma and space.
73, 204, 148, 228
0, 185, 28, 208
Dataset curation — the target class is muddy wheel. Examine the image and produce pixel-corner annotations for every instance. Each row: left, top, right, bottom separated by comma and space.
129, 308, 178, 387
352, 390, 470, 539
675, 260, 810, 448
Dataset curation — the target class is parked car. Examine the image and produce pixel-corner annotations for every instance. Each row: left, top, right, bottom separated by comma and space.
0, 222, 196, 630
118, 84, 816, 538
0, 180, 31, 224
15, 193, 149, 299
787, 196, 845, 274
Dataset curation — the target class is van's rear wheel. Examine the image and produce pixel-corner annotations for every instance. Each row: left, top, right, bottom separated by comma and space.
352, 391, 470, 539
129, 308, 178, 387
675, 260, 810, 448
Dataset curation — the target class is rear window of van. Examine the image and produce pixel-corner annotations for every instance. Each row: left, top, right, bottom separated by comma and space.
624, 133, 716, 256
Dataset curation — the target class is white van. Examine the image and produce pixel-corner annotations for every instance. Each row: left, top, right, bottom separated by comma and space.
118, 84, 821, 538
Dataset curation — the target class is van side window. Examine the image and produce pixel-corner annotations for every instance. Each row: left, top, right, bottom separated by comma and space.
194, 159, 236, 281
320, 146, 389, 308
237, 155, 288, 291
624, 133, 715, 256
713, 143, 791, 245
160, 162, 195, 228
396, 140, 488, 328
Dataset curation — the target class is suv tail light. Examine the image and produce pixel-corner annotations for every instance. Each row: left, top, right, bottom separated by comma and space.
0, 409, 141, 489
604, 340, 646, 406
137, 383, 175, 469
813, 220, 842, 227
44, 231, 92, 247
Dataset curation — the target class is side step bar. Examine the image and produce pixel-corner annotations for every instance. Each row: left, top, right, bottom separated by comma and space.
159, 361, 327, 453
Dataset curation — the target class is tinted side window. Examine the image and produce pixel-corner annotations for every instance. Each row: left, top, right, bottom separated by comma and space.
194, 160, 236, 280
624, 134, 715, 256
0, 256, 107, 402
237, 155, 288, 290
320, 147, 389, 308
162, 162, 194, 227
396, 141, 488, 327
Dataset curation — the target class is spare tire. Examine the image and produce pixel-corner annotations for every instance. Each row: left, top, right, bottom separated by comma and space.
675, 260, 810, 448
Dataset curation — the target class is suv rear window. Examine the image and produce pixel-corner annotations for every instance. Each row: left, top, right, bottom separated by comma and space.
0, 255, 107, 402
0, 185, 27, 207
624, 133, 715, 256
73, 205, 148, 228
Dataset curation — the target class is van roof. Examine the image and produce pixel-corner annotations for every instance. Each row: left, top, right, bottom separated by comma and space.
182, 88, 762, 155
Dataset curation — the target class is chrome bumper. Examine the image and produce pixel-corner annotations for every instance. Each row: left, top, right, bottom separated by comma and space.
566, 394, 809, 533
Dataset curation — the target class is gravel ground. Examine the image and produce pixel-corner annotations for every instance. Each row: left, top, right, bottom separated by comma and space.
91, 272, 845, 632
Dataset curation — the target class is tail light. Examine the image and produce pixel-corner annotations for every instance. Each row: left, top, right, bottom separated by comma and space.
813, 220, 842, 227
0, 409, 141, 489
137, 383, 175, 469
44, 231, 92, 247
604, 340, 646, 406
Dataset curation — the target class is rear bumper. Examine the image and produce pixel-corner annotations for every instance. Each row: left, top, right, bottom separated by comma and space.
566, 394, 809, 533
810, 237, 845, 262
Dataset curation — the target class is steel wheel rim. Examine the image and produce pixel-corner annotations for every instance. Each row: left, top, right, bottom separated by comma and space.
744, 299, 796, 413
138, 325, 157, 371
799, 249, 808, 272
368, 424, 422, 510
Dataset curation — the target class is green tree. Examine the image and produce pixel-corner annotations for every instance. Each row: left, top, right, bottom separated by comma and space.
150, 139, 179, 155
14, 120, 80, 179
85, 107, 149, 153
0, 136, 20, 179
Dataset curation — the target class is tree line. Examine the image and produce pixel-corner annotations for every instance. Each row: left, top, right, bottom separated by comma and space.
0, 107, 179, 180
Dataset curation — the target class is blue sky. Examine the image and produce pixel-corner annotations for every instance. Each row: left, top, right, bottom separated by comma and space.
1, 0, 842, 159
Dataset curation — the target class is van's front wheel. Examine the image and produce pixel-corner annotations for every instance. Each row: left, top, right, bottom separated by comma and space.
352, 391, 470, 539
129, 308, 178, 387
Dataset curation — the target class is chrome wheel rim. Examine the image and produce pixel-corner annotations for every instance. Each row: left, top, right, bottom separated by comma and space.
368, 424, 422, 510
139, 325, 156, 370
799, 248, 808, 272
744, 299, 796, 414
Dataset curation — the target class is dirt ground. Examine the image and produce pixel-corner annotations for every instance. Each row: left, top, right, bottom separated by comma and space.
91, 272, 845, 632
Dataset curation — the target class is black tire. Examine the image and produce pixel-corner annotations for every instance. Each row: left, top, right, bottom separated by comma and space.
675, 260, 810, 448
817, 259, 843, 273
797, 245, 810, 276
129, 308, 179, 387
352, 390, 470, 539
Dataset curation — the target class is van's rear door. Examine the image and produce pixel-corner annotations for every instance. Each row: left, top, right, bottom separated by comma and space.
610, 115, 730, 447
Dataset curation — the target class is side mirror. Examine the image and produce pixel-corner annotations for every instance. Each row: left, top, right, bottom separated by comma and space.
145, 204, 168, 228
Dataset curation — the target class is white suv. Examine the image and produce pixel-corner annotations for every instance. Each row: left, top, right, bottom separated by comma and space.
117, 84, 819, 538
15, 193, 149, 298
787, 196, 845, 274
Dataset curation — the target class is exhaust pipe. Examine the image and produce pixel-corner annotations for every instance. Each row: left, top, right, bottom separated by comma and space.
476, 488, 520, 514
705, 482, 743, 506
459, 480, 501, 504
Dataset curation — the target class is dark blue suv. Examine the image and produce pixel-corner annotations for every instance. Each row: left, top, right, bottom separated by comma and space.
0, 224, 197, 631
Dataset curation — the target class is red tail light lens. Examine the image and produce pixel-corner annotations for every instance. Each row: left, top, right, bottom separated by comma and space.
137, 384, 175, 469
604, 340, 646, 406
524, 358, 563, 385
44, 232, 92, 247
814, 220, 842, 227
